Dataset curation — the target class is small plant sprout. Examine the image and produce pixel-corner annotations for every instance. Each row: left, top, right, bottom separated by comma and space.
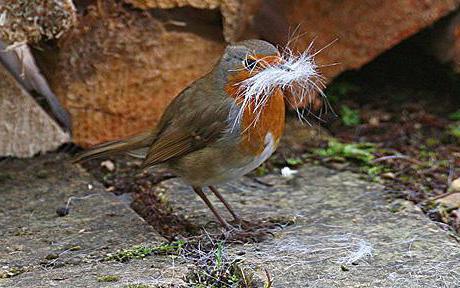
448, 109, 460, 121
215, 241, 224, 269
97, 275, 120, 282
314, 140, 376, 164
106, 240, 185, 262
340, 105, 361, 126
448, 124, 460, 138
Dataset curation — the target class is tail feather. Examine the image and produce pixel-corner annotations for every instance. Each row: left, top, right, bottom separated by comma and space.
72, 132, 154, 163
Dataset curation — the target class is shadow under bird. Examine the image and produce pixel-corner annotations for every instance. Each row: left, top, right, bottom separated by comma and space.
73, 39, 321, 229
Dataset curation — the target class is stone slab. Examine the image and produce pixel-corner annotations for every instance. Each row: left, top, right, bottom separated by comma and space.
0, 63, 69, 158
0, 154, 186, 287
161, 166, 460, 287
1, 153, 460, 287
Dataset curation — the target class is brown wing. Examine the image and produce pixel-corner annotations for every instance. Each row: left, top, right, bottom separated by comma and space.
140, 78, 230, 169
140, 119, 226, 169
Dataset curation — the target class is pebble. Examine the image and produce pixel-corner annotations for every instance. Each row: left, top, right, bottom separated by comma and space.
45, 253, 59, 260
56, 206, 70, 217
368, 117, 380, 126
100, 160, 115, 172
450, 177, 460, 192
381, 172, 396, 179
436, 193, 460, 209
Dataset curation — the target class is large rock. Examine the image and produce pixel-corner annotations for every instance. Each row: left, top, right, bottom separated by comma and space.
38, 3, 226, 147
124, 0, 259, 42
0, 62, 69, 157
431, 11, 460, 73
251, 0, 460, 79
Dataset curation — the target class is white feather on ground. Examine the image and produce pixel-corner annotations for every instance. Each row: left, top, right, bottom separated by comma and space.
281, 166, 298, 178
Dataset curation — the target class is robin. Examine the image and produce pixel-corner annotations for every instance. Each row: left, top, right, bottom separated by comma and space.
73, 39, 319, 229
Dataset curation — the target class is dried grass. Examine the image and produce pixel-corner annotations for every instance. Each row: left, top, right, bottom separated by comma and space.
0, 0, 76, 45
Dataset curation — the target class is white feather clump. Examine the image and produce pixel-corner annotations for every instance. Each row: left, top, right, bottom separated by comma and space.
281, 166, 298, 178
337, 239, 373, 265
234, 47, 324, 128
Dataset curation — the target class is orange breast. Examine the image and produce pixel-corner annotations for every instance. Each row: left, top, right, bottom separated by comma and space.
239, 89, 285, 155
224, 68, 285, 156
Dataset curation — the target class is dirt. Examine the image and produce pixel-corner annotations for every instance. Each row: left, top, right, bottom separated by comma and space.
79, 155, 197, 238
80, 153, 297, 242
313, 34, 460, 233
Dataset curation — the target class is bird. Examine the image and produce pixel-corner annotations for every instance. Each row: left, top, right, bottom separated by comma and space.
73, 39, 320, 229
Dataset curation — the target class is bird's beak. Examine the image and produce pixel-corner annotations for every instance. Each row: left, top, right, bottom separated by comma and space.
278, 63, 292, 72
272, 53, 292, 71
257, 54, 284, 69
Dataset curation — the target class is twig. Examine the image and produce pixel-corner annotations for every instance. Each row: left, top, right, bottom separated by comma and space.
372, 154, 423, 165
240, 266, 250, 288
427, 191, 460, 202
264, 269, 273, 288
447, 158, 455, 188
65, 193, 100, 209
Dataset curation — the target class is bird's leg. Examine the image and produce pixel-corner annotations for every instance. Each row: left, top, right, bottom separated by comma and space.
208, 186, 241, 222
192, 186, 231, 229
209, 186, 284, 235
208, 186, 280, 242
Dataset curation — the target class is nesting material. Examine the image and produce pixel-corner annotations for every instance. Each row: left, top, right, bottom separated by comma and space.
251, 233, 374, 268
0, 0, 76, 45
235, 47, 323, 127
281, 167, 298, 178
337, 239, 373, 265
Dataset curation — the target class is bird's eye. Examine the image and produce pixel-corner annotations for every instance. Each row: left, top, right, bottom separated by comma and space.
243, 58, 257, 70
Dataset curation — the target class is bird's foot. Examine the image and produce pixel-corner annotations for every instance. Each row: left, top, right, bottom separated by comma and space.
230, 218, 285, 230
222, 218, 288, 243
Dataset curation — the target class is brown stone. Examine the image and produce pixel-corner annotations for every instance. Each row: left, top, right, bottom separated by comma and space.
250, 0, 460, 80
431, 11, 460, 73
123, 0, 260, 42
0, 63, 69, 157
38, 3, 225, 147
